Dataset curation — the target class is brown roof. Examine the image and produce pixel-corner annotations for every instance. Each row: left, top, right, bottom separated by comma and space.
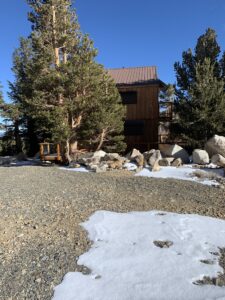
108, 66, 160, 86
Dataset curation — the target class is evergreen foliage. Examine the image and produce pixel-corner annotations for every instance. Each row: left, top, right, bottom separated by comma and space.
173, 28, 225, 147
3, 0, 125, 158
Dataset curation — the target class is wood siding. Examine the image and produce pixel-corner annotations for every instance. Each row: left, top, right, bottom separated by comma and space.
118, 84, 160, 152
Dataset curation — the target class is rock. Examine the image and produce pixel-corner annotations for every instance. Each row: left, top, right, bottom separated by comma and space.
152, 160, 161, 172
211, 154, 225, 167
153, 240, 173, 248
107, 159, 124, 170
77, 152, 94, 165
149, 150, 162, 167
16, 152, 27, 161
159, 144, 190, 164
158, 157, 174, 166
192, 149, 209, 165
130, 149, 142, 160
93, 150, 106, 159
143, 149, 155, 162
128, 149, 144, 168
78, 152, 107, 166
102, 153, 121, 161
171, 158, 183, 167
89, 163, 108, 173
205, 135, 225, 158
69, 163, 81, 168
134, 154, 144, 168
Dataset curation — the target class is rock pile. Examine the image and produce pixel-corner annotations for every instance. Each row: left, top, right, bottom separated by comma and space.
69, 144, 189, 173
67, 135, 225, 176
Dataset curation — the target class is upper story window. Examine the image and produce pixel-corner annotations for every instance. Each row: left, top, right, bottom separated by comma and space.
120, 91, 137, 104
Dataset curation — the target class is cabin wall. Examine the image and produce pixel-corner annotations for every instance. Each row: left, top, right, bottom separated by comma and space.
118, 84, 160, 152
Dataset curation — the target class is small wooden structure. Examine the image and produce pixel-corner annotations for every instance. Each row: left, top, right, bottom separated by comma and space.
39, 143, 62, 162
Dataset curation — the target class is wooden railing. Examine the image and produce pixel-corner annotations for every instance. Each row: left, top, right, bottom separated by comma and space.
39, 143, 62, 162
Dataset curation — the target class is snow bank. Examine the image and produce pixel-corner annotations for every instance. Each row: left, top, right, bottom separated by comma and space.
136, 166, 222, 186
53, 211, 225, 300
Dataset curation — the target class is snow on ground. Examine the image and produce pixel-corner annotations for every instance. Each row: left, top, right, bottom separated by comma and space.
59, 162, 223, 186
53, 211, 225, 300
123, 162, 138, 171
59, 166, 89, 173
10, 160, 40, 167
136, 166, 222, 186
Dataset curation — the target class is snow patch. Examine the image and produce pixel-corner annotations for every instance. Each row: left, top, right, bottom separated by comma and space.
123, 162, 138, 171
136, 166, 222, 186
53, 211, 225, 300
59, 167, 89, 173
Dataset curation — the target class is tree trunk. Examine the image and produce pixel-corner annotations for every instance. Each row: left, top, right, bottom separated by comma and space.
52, 4, 60, 67
96, 129, 106, 151
27, 118, 39, 157
14, 120, 22, 154
64, 139, 72, 164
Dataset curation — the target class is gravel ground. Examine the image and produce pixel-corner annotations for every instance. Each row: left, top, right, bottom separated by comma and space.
0, 166, 225, 300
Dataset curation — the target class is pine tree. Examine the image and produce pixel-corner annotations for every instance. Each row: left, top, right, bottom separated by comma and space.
6, 38, 41, 155
174, 28, 221, 97
78, 65, 125, 152
0, 78, 24, 154
8, 0, 125, 159
220, 51, 225, 79
173, 28, 225, 147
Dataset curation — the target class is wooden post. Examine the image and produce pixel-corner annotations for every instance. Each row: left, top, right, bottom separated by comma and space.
57, 144, 61, 161
47, 143, 50, 155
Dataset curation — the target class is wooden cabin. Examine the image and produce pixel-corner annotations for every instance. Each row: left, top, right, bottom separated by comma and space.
108, 66, 166, 152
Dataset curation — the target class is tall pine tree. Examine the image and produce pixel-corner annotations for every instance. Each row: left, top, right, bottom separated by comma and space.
7, 0, 125, 159
173, 28, 225, 147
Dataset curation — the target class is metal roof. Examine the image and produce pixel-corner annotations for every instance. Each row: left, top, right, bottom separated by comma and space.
107, 66, 160, 86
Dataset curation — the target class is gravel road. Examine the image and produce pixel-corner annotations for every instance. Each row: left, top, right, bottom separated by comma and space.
0, 166, 225, 299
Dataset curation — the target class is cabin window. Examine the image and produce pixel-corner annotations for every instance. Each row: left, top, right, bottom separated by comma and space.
124, 120, 144, 136
120, 91, 137, 104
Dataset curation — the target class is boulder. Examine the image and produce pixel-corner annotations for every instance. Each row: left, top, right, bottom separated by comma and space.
205, 135, 225, 158
158, 157, 174, 167
77, 152, 94, 165
192, 149, 209, 165
103, 153, 121, 161
89, 163, 108, 173
130, 149, 142, 160
152, 160, 161, 172
93, 150, 106, 159
134, 154, 144, 168
78, 151, 107, 166
148, 150, 162, 167
159, 144, 190, 164
171, 158, 183, 167
108, 159, 124, 170
143, 149, 156, 162
128, 149, 144, 168
211, 154, 225, 168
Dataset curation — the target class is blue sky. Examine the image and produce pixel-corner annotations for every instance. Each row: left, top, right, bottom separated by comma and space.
1, 0, 225, 101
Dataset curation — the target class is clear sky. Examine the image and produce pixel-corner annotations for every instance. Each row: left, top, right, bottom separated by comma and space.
1, 0, 225, 101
